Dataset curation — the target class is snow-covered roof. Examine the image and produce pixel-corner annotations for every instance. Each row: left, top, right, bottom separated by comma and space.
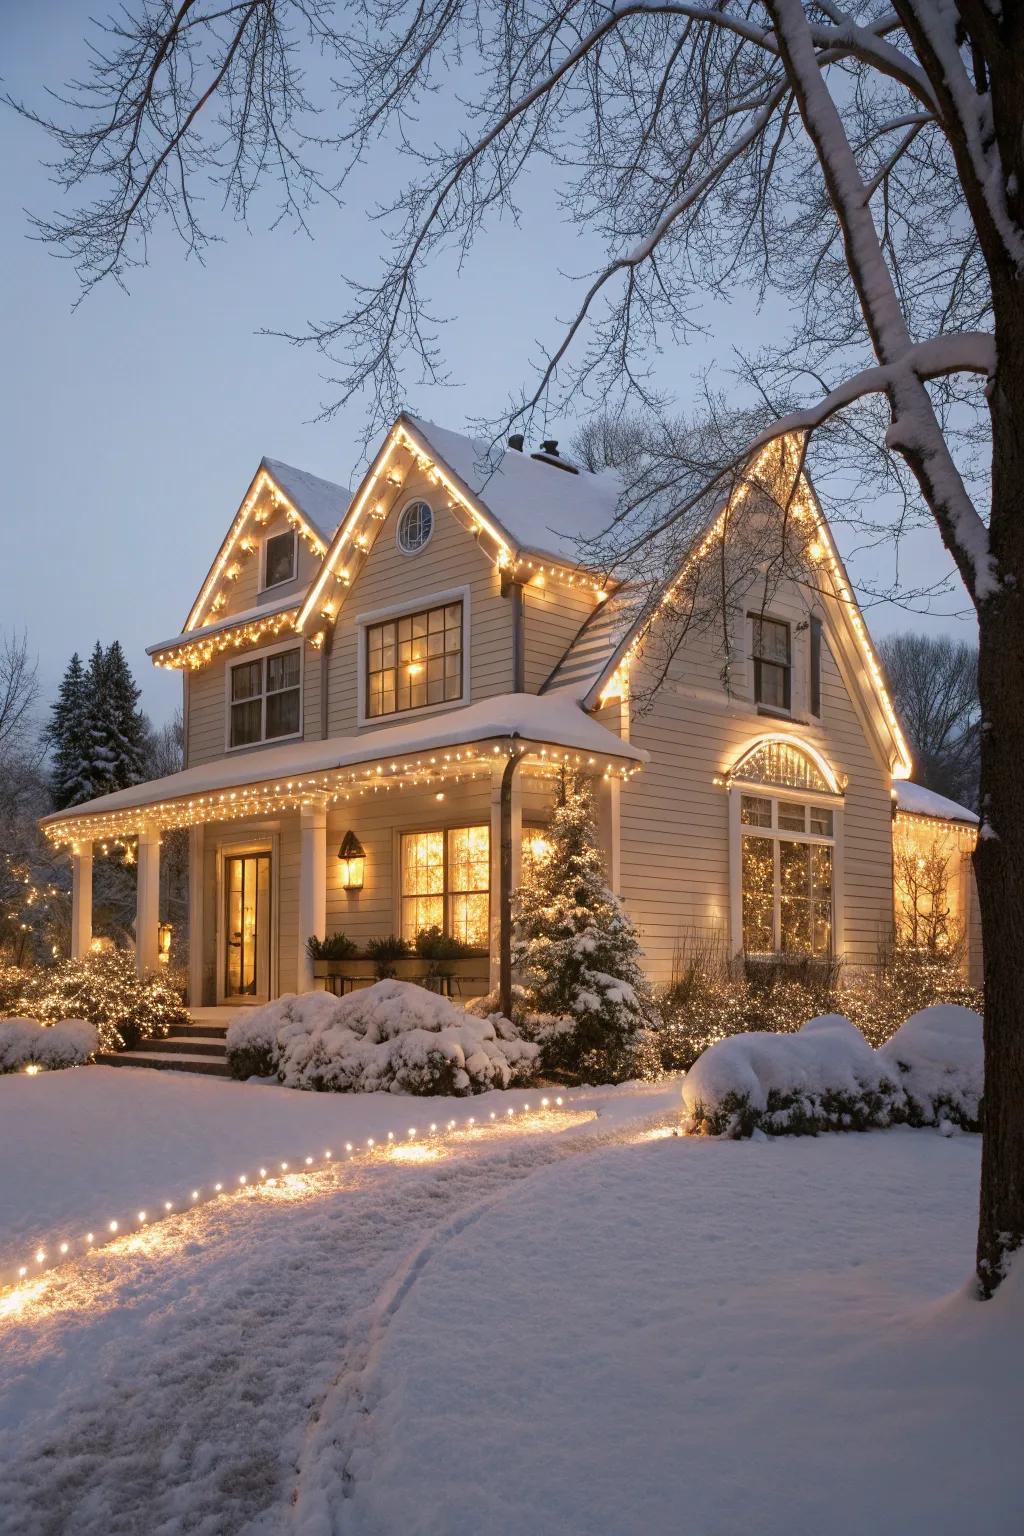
261, 458, 352, 542
407, 417, 622, 566
147, 594, 300, 657
894, 781, 978, 825
40, 695, 647, 828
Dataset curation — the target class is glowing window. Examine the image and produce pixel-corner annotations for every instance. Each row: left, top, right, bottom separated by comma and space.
740, 801, 834, 957
366, 601, 463, 718
401, 825, 489, 947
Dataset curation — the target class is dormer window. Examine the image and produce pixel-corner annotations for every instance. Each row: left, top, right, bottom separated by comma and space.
262, 529, 297, 590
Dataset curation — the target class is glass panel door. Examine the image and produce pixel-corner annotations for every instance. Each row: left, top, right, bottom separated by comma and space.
224, 852, 271, 1002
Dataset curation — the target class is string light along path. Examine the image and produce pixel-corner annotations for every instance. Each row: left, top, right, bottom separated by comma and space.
0, 1090, 677, 1536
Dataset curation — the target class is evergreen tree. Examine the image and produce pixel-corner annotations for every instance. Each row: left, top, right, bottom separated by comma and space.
45, 652, 95, 809
91, 640, 148, 792
513, 770, 660, 1083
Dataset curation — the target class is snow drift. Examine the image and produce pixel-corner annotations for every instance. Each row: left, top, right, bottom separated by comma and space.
226, 981, 540, 1095
681, 1005, 983, 1137
0, 1016, 98, 1073
879, 1004, 983, 1131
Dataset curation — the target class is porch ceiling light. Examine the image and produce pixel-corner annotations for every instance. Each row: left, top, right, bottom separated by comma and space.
338, 831, 366, 891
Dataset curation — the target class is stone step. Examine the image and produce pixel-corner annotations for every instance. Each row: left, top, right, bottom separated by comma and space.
98, 1051, 230, 1077
180, 1023, 229, 1039
137, 1035, 227, 1057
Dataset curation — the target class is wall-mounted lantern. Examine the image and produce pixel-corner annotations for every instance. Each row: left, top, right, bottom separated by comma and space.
158, 922, 173, 964
338, 831, 366, 891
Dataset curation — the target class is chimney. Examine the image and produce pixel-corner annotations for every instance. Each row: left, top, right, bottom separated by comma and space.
530, 438, 579, 475
507, 433, 525, 452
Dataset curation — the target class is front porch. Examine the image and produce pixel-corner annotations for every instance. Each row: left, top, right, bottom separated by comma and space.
41, 696, 645, 1019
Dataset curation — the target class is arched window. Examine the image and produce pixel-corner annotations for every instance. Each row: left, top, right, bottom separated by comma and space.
726, 736, 843, 958
729, 737, 837, 794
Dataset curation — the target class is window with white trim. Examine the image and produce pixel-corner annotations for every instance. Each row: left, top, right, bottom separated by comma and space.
740, 793, 834, 955
400, 826, 489, 946
229, 645, 301, 747
263, 529, 297, 589
750, 614, 791, 712
366, 600, 463, 718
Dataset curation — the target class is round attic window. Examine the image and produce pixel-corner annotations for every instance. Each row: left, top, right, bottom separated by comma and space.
397, 500, 434, 554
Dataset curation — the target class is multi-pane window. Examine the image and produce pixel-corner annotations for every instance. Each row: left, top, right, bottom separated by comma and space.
263, 529, 297, 588
401, 825, 489, 946
229, 646, 301, 747
751, 615, 791, 711
740, 793, 834, 955
366, 601, 463, 718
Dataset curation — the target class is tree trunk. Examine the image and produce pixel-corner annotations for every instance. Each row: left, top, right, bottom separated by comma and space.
974, 273, 1024, 1296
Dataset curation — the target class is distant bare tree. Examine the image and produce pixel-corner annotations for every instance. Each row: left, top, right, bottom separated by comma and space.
0, 630, 39, 771
880, 634, 979, 808
15, 1, 1024, 1291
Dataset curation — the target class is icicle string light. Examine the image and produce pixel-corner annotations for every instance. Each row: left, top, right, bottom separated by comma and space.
42, 742, 641, 848
0, 1096, 572, 1298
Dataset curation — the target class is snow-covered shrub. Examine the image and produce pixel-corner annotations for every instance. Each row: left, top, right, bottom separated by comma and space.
226, 980, 540, 1095
879, 1005, 983, 1131
513, 771, 660, 1084
12, 950, 188, 1052
681, 1014, 905, 1137
0, 1016, 98, 1072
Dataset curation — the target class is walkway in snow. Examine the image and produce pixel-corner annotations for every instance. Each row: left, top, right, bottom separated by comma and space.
0, 1099, 671, 1536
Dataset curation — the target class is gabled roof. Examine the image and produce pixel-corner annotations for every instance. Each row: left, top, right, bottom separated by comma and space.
259, 458, 351, 543
895, 781, 978, 826
181, 458, 352, 637
405, 417, 621, 566
542, 447, 914, 779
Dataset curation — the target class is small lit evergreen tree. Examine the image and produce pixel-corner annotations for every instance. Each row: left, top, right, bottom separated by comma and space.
513, 769, 660, 1082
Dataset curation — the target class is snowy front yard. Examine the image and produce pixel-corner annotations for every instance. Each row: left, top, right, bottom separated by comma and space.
0, 1068, 1020, 1535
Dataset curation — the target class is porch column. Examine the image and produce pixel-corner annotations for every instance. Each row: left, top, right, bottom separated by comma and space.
298, 801, 327, 992
136, 824, 161, 975
596, 776, 622, 894
188, 825, 205, 1007
70, 842, 93, 960
490, 751, 522, 1013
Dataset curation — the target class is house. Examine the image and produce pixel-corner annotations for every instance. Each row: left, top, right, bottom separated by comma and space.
40, 417, 982, 1013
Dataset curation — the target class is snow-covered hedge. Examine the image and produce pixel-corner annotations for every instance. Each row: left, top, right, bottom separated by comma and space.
0, 1017, 98, 1073
879, 1005, 983, 1132
226, 981, 540, 1095
681, 1005, 985, 1138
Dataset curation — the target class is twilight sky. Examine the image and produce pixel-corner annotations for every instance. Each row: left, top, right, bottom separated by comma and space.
2, 2, 978, 727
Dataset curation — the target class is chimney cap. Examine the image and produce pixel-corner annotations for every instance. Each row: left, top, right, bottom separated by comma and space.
507, 433, 525, 452
540, 439, 559, 455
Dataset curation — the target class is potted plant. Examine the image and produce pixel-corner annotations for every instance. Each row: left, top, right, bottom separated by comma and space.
307, 932, 359, 977
414, 927, 489, 994
366, 934, 414, 980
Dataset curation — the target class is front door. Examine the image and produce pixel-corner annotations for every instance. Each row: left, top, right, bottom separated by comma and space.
223, 852, 271, 1003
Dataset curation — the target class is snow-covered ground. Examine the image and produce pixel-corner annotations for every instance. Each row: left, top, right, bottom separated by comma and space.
0, 1066, 669, 1281
1, 1069, 1020, 1535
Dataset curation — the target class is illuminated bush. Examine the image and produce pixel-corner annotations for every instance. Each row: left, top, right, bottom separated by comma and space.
4, 950, 187, 1053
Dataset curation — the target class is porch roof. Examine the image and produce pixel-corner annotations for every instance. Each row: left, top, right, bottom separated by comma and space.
40, 694, 647, 845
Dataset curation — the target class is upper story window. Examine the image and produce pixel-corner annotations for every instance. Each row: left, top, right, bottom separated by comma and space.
229, 644, 301, 748
262, 529, 297, 590
751, 614, 791, 712
397, 500, 434, 554
366, 600, 463, 718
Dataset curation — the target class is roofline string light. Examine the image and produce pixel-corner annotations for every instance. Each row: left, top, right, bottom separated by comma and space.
41, 741, 642, 848
185, 470, 329, 635
595, 434, 913, 779
298, 421, 612, 637
0, 1096, 574, 1301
